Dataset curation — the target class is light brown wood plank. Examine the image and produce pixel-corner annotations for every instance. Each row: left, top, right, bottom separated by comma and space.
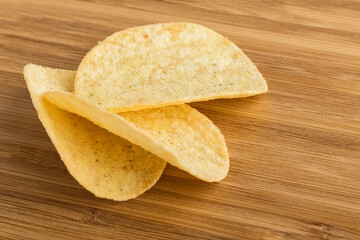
0, 0, 359, 239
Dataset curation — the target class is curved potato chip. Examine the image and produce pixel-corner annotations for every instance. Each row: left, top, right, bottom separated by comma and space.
24, 64, 166, 201
44, 91, 229, 182
75, 22, 268, 113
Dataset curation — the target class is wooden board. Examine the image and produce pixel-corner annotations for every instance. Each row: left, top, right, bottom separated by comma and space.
1, 0, 359, 239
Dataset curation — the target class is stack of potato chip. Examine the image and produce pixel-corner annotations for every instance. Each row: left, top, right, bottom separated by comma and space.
24, 22, 267, 201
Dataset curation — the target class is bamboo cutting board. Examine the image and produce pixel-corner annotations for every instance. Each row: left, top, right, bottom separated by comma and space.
1, 1, 359, 239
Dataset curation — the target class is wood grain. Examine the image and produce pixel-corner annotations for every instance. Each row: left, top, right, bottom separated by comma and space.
1, 0, 360, 239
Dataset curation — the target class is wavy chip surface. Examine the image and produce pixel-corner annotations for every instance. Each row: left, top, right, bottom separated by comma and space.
24, 64, 166, 201
75, 22, 268, 112
44, 90, 229, 182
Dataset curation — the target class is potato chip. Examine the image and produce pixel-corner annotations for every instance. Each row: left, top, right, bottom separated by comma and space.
44, 91, 229, 182
24, 64, 166, 201
74, 22, 268, 113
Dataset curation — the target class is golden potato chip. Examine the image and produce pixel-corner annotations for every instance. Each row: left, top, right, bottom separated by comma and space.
24, 64, 166, 201
75, 22, 268, 113
44, 91, 229, 182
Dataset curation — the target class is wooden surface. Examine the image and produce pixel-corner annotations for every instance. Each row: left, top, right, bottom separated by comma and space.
1, 0, 360, 239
